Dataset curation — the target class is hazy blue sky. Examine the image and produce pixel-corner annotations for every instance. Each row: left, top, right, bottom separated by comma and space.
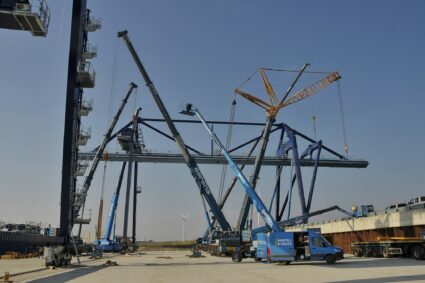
0, 1, 424, 241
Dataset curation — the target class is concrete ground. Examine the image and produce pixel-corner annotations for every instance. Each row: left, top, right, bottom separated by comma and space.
1, 251, 425, 283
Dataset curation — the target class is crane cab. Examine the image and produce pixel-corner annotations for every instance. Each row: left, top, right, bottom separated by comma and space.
0, 0, 50, 37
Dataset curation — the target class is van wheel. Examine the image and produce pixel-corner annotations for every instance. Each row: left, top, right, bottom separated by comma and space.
325, 255, 336, 264
412, 246, 424, 260
232, 252, 242, 263
382, 248, 391, 258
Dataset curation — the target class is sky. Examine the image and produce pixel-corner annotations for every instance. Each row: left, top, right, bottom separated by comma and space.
0, 0, 424, 242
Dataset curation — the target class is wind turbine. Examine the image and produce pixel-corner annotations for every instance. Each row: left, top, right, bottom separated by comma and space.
181, 213, 189, 241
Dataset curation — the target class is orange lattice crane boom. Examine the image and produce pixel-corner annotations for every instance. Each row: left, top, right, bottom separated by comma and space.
235, 67, 341, 117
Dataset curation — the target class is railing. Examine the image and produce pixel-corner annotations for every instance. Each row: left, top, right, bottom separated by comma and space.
85, 14, 101, 32
82, 44, 98, 59
77, 127, 91, 146
25, 0, 50, 33
77, 61, 95, 77
75, 161, 89, 176
79, 99, 93, 116
77, 61, 96, 87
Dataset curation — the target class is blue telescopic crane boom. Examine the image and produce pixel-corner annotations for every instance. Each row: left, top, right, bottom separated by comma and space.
118, 30, 232, 232
104, 162, 127, 241
76, 82, 137, 237
182, 104, 282, 233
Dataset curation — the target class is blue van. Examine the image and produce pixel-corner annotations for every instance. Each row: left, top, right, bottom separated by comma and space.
256, 230, 344, 264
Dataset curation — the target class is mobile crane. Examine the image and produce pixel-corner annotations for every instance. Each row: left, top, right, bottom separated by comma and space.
92, 162, 127, 253
76, 83, 137, 238
181, 103, 344, 264
117, 31, 239, 245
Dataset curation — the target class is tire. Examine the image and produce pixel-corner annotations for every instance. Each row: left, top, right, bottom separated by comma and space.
364, 248, 372, 257
382, 248, 391, 258
254, 257, 262, 262
283, 261, 291, 265
325, 255, 336, 264
412, 245, 425, 260
372, 248, 381, 258
232, 252, 242, 263
353, 248, 363, 257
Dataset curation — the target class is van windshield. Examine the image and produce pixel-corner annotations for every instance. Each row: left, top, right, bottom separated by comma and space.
320, 235, 332, 246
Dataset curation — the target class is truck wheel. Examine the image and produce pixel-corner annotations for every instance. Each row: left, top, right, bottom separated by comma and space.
325, 255, 336, 264
382, 248, 391, 258
364, 248, 372, 257
372, 248, 381, 258
266, 258, 272, 264
353, 248, 363, 257
232, 252, 242, 263
412, 246, 425, 260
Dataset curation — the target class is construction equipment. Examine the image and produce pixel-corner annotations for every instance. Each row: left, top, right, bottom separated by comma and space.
352, 231, 425, 259
43, 245, 71, 267
235, 66, 341, 233
0, 0, 50, 36
76, 82, 137, 237
118, 30, 233, 234
92, 162, 127, 252
352, 205, 375, 217
183, 104, 344, 264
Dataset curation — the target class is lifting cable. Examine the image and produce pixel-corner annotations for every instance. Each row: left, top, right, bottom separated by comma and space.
218, 95, 237, 202
337, 81, 349, 157
235, 68, 260, 90
262, 67, 330, 75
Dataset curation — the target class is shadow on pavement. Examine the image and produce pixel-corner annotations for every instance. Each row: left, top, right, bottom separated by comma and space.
28, 265, 109, 282
280, 257, 425, 269
328, 274, 425, 283
118, 260, 259, 267
327, 257, 425, 269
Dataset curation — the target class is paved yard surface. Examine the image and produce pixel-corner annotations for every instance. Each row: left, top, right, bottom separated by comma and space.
1, 251, 425, 282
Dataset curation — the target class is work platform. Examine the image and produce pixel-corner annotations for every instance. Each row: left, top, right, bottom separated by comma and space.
78, 152, 368, 168
0, 0, 50, 37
